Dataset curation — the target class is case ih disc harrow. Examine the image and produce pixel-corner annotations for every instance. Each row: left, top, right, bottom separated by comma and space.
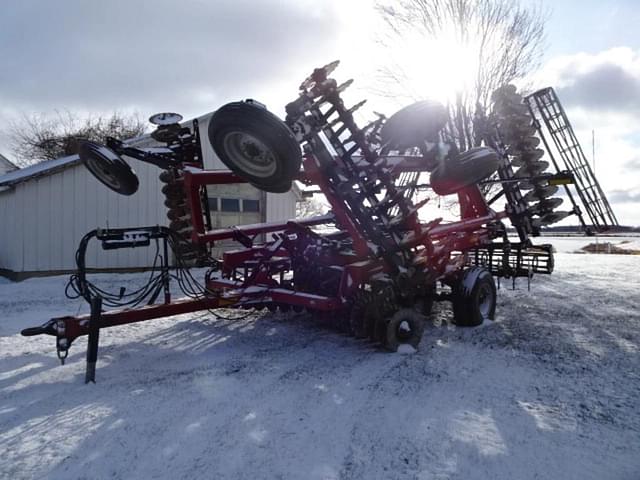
20, 62, 614, 381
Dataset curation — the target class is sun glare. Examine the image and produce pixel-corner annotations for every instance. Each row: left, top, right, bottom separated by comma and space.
393, 30, 480, 104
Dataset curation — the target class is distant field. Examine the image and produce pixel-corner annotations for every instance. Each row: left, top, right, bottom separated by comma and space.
523, 235, 640, 254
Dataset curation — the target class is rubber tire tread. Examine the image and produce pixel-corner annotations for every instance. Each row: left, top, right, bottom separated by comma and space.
207, 102, 301, 193
79, 141, 139, 196
380, 100, 448, 150
451, 267, 496, 327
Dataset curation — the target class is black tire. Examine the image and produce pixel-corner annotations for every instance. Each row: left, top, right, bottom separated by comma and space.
451, 267, 496, 327
385, 308, 426, 352
363, 303, 381, 341
207, 101, 301, 193
373, 313, 389, 347
414, 294, 434, 319
380, 100, 448, 150
430, 147, 499, 196
266, 303, 278, 313
349, 290, 374, 339
79, 141, 139, 196
413, 279, 436, 318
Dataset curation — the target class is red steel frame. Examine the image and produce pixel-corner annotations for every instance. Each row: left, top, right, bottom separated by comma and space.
25, 151, 507, 353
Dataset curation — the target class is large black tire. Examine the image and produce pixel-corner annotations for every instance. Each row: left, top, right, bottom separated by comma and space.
79, 141, 139, 196
208, 101, 302, 193
384, 308, 426, 352
430, 147, 499, 196
380, 100, 448, 150
349, 290, 374, 339
451, 267, 496, 327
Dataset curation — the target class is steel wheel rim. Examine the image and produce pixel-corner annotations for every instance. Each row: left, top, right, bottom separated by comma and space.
223, 131, 277, 178
477, 283, 493, 319
396, 319, 413, 342
86, 157, 122, 191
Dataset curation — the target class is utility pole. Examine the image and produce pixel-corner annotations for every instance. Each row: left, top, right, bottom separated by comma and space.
592, 129, 595, 175
592, 129, 598, 244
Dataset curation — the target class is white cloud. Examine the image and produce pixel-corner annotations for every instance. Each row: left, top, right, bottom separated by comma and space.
609, 189, 640, 204
0, 0, 385, 160
534, 47, 640, 122
0, 1, 344, 119
532, 47, 640, 226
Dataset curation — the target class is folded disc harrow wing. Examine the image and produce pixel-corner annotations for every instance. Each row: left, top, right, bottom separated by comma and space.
19, 61, 618, 380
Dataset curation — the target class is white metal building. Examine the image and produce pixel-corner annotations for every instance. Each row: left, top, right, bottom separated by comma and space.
0, 112, 300, 279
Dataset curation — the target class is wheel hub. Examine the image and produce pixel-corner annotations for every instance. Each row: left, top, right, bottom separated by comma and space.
223, 131, 277, 178
396, 319, 413, 341
87, 157, 121, 190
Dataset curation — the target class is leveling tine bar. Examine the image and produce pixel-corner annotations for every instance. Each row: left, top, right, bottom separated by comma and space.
526, 87, 618, 232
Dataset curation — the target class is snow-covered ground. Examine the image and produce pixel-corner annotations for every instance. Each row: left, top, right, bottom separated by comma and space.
1, 251, 639, 479
526, 234, 640, 253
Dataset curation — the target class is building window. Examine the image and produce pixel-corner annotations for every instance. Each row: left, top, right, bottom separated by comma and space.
243, 199, 260, 212
220, 198, 240, 212
207, 197, 218, 211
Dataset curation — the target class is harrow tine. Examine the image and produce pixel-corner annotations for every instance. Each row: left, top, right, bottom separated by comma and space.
337, 79, 354, 93
322, 59, 341, 76
347, 99, 367, 115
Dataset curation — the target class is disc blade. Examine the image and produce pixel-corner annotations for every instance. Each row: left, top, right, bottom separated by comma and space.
528, 197, 563, 215
539, 211, 571, 225
514, 160, 550, 177
523, 185, 559, 202
510, 148, 545, 167
517, 136, 541, 149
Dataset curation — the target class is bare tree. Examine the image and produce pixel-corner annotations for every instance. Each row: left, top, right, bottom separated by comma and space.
377, 0, 547, 151
6, 110, 147, 167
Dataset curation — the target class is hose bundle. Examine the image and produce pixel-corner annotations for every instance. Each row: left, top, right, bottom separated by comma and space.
65, 227, 219, 309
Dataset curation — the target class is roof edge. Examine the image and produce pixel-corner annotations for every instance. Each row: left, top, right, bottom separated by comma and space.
0, 153, 18, 171
0, 155, 81, 187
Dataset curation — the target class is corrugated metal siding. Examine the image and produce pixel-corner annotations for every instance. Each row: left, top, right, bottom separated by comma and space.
0, 188, 19, 270
0, 160, 167, 273
266, 191, 297, 222
1, 111, 299, 275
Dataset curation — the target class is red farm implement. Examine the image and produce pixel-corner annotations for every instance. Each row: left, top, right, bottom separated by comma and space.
21, 62, 615, 382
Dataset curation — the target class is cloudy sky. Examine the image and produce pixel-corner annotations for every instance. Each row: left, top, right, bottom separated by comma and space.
1, 0, 639, 225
